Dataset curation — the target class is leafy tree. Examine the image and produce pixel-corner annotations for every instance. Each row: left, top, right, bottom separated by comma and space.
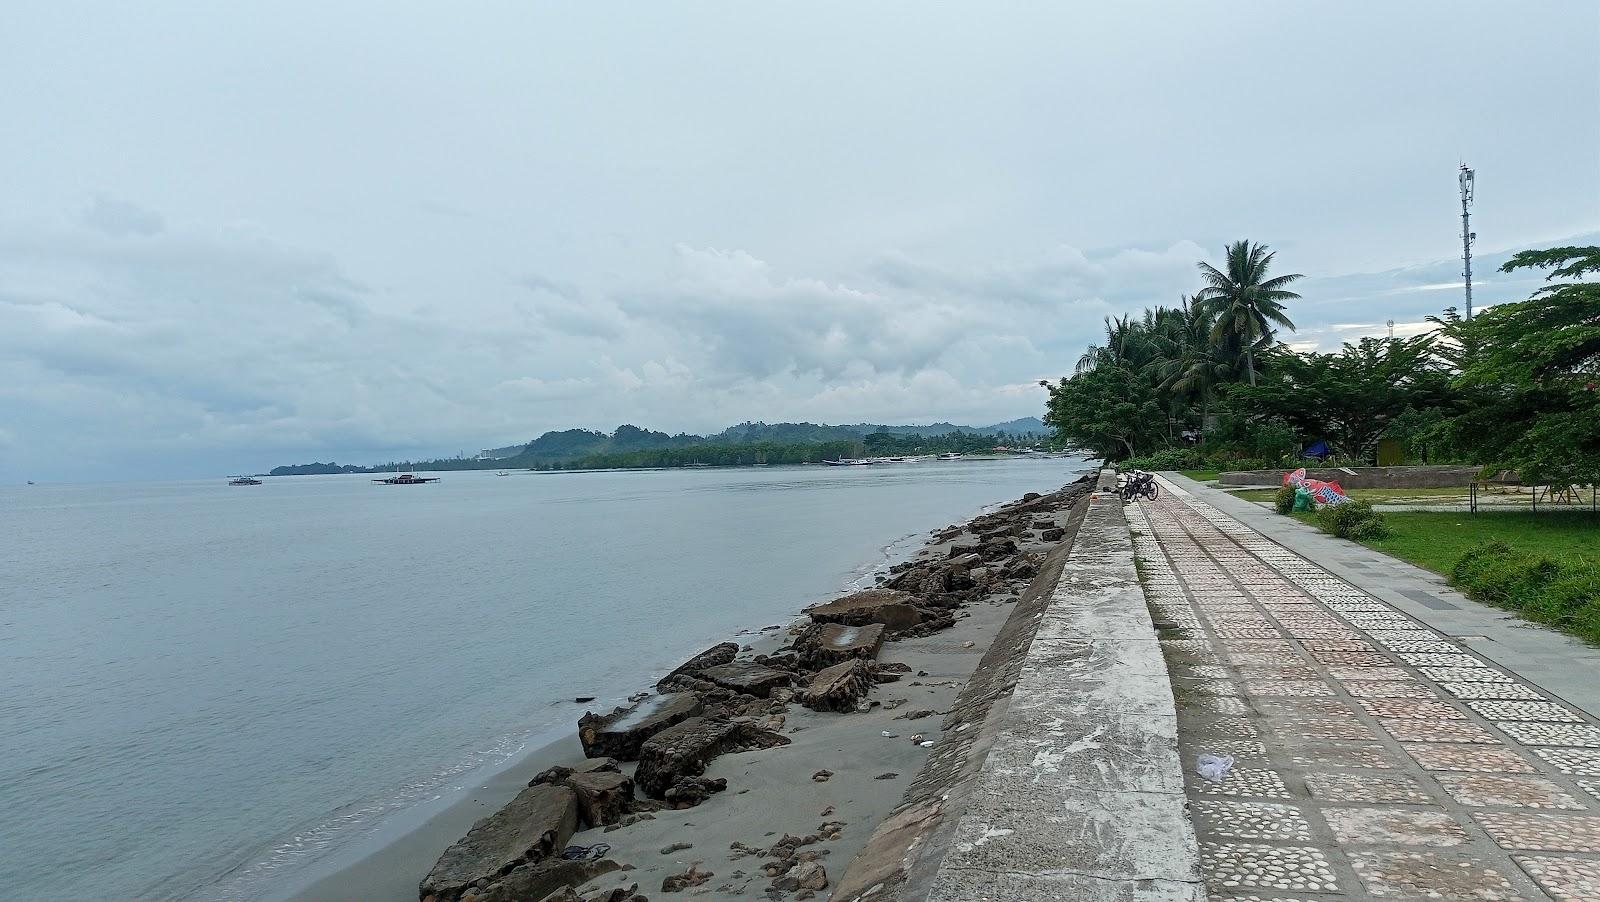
1195, 241, 1303, 385
1442, 246, 1600, 485
1228, 337, 1452, 460
1042, 365, 1163, 460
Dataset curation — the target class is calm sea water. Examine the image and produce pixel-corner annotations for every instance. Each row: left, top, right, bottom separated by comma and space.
1, 458, 1086, 900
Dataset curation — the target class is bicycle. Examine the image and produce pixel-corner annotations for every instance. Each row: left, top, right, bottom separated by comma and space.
1116, 469, 1159, 502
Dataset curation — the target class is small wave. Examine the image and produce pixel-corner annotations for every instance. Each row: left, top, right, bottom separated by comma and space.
189, 730, 538, 902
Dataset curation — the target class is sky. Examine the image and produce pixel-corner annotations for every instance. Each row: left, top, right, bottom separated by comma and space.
1, 2, 1597, 482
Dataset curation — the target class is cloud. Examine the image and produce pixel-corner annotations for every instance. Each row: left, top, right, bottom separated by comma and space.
79, 194, 165, 237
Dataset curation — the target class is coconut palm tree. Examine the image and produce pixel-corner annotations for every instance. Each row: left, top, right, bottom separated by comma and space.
1195, 241, 1303, 385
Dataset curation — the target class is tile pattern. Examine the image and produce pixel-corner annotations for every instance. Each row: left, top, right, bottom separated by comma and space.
1138, 483, 1600, 900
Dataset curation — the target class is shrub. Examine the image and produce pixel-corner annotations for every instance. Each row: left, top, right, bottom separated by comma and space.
1450, 542, 1600, 642
1316, 499, 1391, 540
1124, 447, 1205, 470
1274, 484, 1297, 515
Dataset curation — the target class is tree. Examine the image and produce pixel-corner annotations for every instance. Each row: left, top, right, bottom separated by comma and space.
1195, 241, 1303, 385
1229, 337, 1452, 460
1441, 246, 1600, 486
1042, 365, 1163, 461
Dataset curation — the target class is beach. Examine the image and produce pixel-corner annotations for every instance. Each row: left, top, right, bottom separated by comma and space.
285, 476, 1093, 901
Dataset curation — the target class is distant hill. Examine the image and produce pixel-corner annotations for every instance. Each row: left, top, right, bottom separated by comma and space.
271, 417, 1053, 475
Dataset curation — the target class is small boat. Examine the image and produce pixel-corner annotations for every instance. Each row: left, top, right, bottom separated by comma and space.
372, 473, 440, 485
824, 458, 870, 466
229, 476, 263, 486
936, 452, 963, 462
497, 471, 510, 477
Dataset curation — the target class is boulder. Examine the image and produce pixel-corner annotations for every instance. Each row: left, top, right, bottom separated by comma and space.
579, 692, 703, 760
805, 589, 922, 633
662, 775, 727, 808
1041, 526, 1066, 542
566, 770, 634, 828
467, 858, 620, 902
798, 659, 875, 712
946, 542, 980, 559
795, 622, 885, 669
978, 537, 1018, 560
696, 661, 792, 698
634, 717, 789, 798
420, 784, 579, 901
655, 642, 738, 690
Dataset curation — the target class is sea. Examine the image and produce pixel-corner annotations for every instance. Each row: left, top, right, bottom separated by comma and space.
0, 457, 1089, 900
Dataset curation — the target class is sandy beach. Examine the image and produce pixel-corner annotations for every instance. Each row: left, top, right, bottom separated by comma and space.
287, 478, 1090, 901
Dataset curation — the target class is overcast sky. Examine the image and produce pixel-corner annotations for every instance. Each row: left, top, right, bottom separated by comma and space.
2, 2, 1597, 481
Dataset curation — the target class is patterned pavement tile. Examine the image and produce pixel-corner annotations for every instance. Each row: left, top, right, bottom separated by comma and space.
1467, 700, 1586, 723
1191, 696, 1252, 716
1329, 666, 1415, 681
1474, 811, 1600, 852
1160, 639, 1219, 654
1358, 698, 1467, 720
1173, 678, 1243, 697
1192, 800, 1314, 841
1421, 666, 1516, 683
1437, 773, 1586, 809
1265, 716, 1377, 743
1173, 664, 1233, 679
1343, 680, 1440, 699
1380, 640, 1464, 653
1441, 681, 1549, 701
1498, 722, 1600, 748
1241, 680, 1335, 697
1514, 855, 1600, 900
1322, 806, 1470, 846
1200, 843, 1338, 893
1380, 718, 1502, 744
1306, 771, 1432, 804
1228, 652, 1312, 667
1349, 850, 1524, 899
1287, 744, 1399, 769
1193, 767, 1292, 799
1397, 652, 1490, 668
1299, 638, 1375, 651
1253, 698, 1355, 718
1533, 748, 1600, 776
1180, 737, 1271, 761
1187, 715, 1262, 738
1235, 664, 1320, 680
1308, 650, 1395, 666
1403, 743, 1539, 774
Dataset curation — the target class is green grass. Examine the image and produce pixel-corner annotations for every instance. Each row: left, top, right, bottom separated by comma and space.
1355, 511, 1600, 575
1231, 486, 1473, 504
1179, 469, 1221, 482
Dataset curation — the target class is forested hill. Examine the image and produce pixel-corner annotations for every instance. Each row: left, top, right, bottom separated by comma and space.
268, 418, 1050, 475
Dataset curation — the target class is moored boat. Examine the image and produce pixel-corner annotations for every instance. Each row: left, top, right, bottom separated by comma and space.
372, 473, 440, 485
228, 476, 263, 486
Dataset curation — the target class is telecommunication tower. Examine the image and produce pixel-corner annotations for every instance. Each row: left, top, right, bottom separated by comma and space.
1459, 164, 1476, 319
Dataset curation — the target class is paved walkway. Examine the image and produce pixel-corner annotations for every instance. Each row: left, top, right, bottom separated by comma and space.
1135, 477, 1600, 900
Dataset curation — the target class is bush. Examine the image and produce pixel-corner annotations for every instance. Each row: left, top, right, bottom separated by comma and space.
1274, 484, 1297, 515
1316, 499, 1391, 540
1451, 542, 1600, 642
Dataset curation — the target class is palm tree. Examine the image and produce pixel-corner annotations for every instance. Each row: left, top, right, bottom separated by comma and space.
1195, 241, 1303, 385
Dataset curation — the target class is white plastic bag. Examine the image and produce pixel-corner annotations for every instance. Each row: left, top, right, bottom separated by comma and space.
1196, 753, 1235, 782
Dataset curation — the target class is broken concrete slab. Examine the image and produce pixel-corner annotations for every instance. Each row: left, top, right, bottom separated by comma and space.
795, 622, 885, 669
578, 692, 703, 760
805, 589, 923, 632
655, 642, 737, 689
695, 661, 792, 698
419, 784, 579, 901
565, 769, 633, 828
798, 658, 875, 712
633, 717, 789, 798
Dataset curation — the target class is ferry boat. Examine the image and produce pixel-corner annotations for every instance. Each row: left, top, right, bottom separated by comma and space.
936, 452, 964, 462
228, 476, 263, 486
372, 473, 440, 485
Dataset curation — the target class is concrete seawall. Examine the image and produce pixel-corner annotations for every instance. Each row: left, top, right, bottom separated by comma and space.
836, 471, 1204, 901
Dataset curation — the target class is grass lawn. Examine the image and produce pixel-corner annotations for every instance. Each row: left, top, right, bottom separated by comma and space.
1231, 486, 1475, 504
1179, 469, 1221, 482
1357, 511, 1600, 575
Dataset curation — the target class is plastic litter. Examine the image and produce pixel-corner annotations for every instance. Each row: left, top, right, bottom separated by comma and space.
561, 842, 611, 860
1196, 753, 1235, 783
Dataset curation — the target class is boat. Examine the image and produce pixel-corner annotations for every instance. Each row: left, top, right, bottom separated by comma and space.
823, 458, 870, 466
228, 476, 263, 486
372, 473, 440, 485
936, 452, 964, 462
497, 470, 510, 476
